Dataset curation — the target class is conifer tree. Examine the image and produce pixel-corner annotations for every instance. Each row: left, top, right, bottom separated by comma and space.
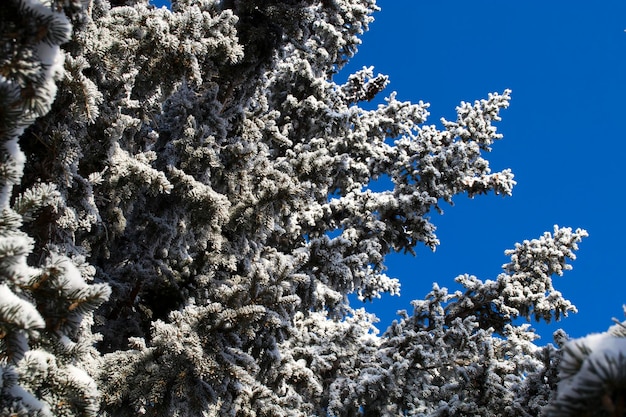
1, 1, 110, 415
545, 317, 626, 417
0, 0, 618, 416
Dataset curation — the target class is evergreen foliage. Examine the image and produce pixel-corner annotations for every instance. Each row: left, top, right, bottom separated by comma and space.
0, 0, 620, 415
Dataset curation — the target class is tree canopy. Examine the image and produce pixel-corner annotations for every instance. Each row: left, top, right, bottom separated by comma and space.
0, 0, 622, 416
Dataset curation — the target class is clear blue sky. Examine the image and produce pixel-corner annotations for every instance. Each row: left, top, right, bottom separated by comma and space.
344, 1, 626, 341
149, 1, 626, 342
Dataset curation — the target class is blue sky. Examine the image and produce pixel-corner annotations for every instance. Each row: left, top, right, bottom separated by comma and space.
149, 1, 626, 342
344, 1, 626, 341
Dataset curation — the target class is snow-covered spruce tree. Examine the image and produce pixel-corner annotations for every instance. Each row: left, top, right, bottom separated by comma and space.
349, 226, 587, 416
1, 0, 600, 415
545, 315, 626, 417
0, 1, 111, 416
